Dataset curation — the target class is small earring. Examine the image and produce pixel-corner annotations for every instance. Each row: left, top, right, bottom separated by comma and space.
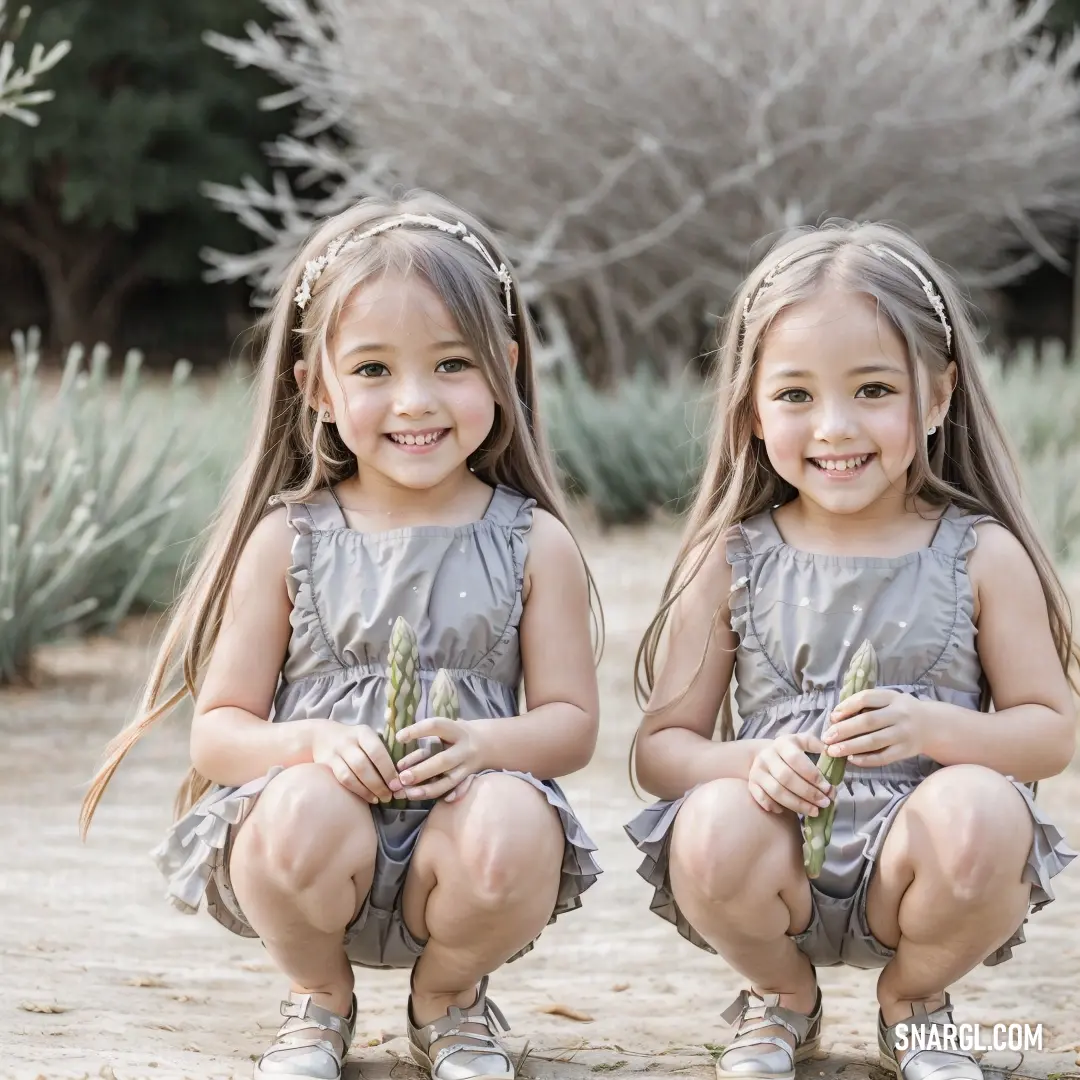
927, 425, 937, 436
322, 410, 332, 423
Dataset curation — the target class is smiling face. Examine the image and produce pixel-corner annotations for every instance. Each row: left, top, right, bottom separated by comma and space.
752, 286, 952, 519
304, 270, 509, 493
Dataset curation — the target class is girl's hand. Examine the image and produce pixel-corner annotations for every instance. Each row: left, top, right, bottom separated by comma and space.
747, 732, 834, 816
824, 690, 929, 767
395, 718, 488, 802
310, 720, 403, 805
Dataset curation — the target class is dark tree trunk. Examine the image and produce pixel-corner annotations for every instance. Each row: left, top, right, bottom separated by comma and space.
0, 201, 148, 351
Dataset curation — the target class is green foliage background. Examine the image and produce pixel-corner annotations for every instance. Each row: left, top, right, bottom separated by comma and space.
0, 0, 293, 354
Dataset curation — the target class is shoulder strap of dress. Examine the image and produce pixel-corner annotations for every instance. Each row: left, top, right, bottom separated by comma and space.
275, 486, 348, 533
929, 503, 998, 561
482, 483, 536, 529
735, 508, 785, 556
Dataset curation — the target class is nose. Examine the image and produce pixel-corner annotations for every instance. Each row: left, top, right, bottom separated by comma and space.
813, 399, 859, 443
392, 372, 437, 417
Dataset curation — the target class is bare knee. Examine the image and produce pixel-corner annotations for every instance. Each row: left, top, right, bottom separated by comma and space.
239, 763, 375, 893
906, 766, 1033, 904
670, 778, 799, 904
436, 774, 561, 909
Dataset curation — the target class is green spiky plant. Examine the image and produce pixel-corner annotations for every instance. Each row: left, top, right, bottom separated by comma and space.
382, 616, 459, 810
802, 639, 879, 878
0, 328, 193, 683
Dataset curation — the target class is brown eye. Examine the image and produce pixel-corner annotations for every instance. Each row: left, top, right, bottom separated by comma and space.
437, 357, 471, 373
777, 388, 811, 403
856, 383, 894, 399
355, 362, 389, 377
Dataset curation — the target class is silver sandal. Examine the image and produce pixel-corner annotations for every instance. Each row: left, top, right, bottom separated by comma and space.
253, 991, 357, 1080
878, 995, 983, 1080
407, 974, 514, 1080
715, 986, 823, 1080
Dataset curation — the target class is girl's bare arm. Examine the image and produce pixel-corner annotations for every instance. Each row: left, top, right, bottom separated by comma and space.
188, 508, 318, 785
920, 522, 1077, 782
463, 509, 601, 780
632, 535, 766, 801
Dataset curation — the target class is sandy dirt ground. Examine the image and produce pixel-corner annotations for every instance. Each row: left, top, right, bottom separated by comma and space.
3, 519, 1080, 1080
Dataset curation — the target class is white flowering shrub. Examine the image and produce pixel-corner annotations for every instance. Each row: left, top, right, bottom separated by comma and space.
0, 329, 191, 683
203, 0, 1080, 383
0, 1, 69, 126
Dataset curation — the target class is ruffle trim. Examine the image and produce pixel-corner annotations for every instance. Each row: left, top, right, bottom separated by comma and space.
921, 511, 983, 685
283, 502, 338, 667
983, 779, 1079, 967
623, 787, 716, 954
725, 524, 766, 677
473, 491, 535, 680
149, 767, 283, 917
493, 770, 602, 918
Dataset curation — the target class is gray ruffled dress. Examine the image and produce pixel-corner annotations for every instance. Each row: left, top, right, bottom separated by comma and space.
625, 504, 1076, 969
152, 483, 600, 970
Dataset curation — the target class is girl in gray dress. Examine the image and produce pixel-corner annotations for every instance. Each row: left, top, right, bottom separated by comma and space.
625, 221, 1077, 1080
80, 192, 603, 1080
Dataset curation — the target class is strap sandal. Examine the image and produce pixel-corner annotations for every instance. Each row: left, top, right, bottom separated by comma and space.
253, 991, 357, 1080
715, 985, 823, 1080
878, 994, 983, 1080
407, 974, 514, 1080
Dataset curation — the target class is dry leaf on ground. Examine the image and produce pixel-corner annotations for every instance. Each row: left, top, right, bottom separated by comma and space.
18, 1002, 69, 1014
537, 1004, 594, 1022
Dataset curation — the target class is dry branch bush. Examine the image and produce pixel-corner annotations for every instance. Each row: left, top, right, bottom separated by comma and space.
0, 1, 69, 126
203, 0, 1080, 382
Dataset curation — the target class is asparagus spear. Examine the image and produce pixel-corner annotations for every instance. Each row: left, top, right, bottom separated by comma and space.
802, 639, 878, 878
429, 668, 459, 721
384, 616, 421, 809
424, 669, 459, 792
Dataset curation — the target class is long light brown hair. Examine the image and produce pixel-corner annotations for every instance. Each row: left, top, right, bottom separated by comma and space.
80, 190, 603, 837
633, 219, 1079, 768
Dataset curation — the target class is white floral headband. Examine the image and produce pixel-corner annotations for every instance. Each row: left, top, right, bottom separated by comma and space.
293, 213, 515, 317
741, 242, 953, 354
868, 244, 953, 353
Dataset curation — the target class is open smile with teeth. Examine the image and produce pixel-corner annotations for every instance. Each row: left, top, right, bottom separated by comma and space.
810, 453, 874, 472
387, 429, 448, 447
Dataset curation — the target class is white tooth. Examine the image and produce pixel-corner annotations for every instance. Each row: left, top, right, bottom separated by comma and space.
405, 434, 417, 445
